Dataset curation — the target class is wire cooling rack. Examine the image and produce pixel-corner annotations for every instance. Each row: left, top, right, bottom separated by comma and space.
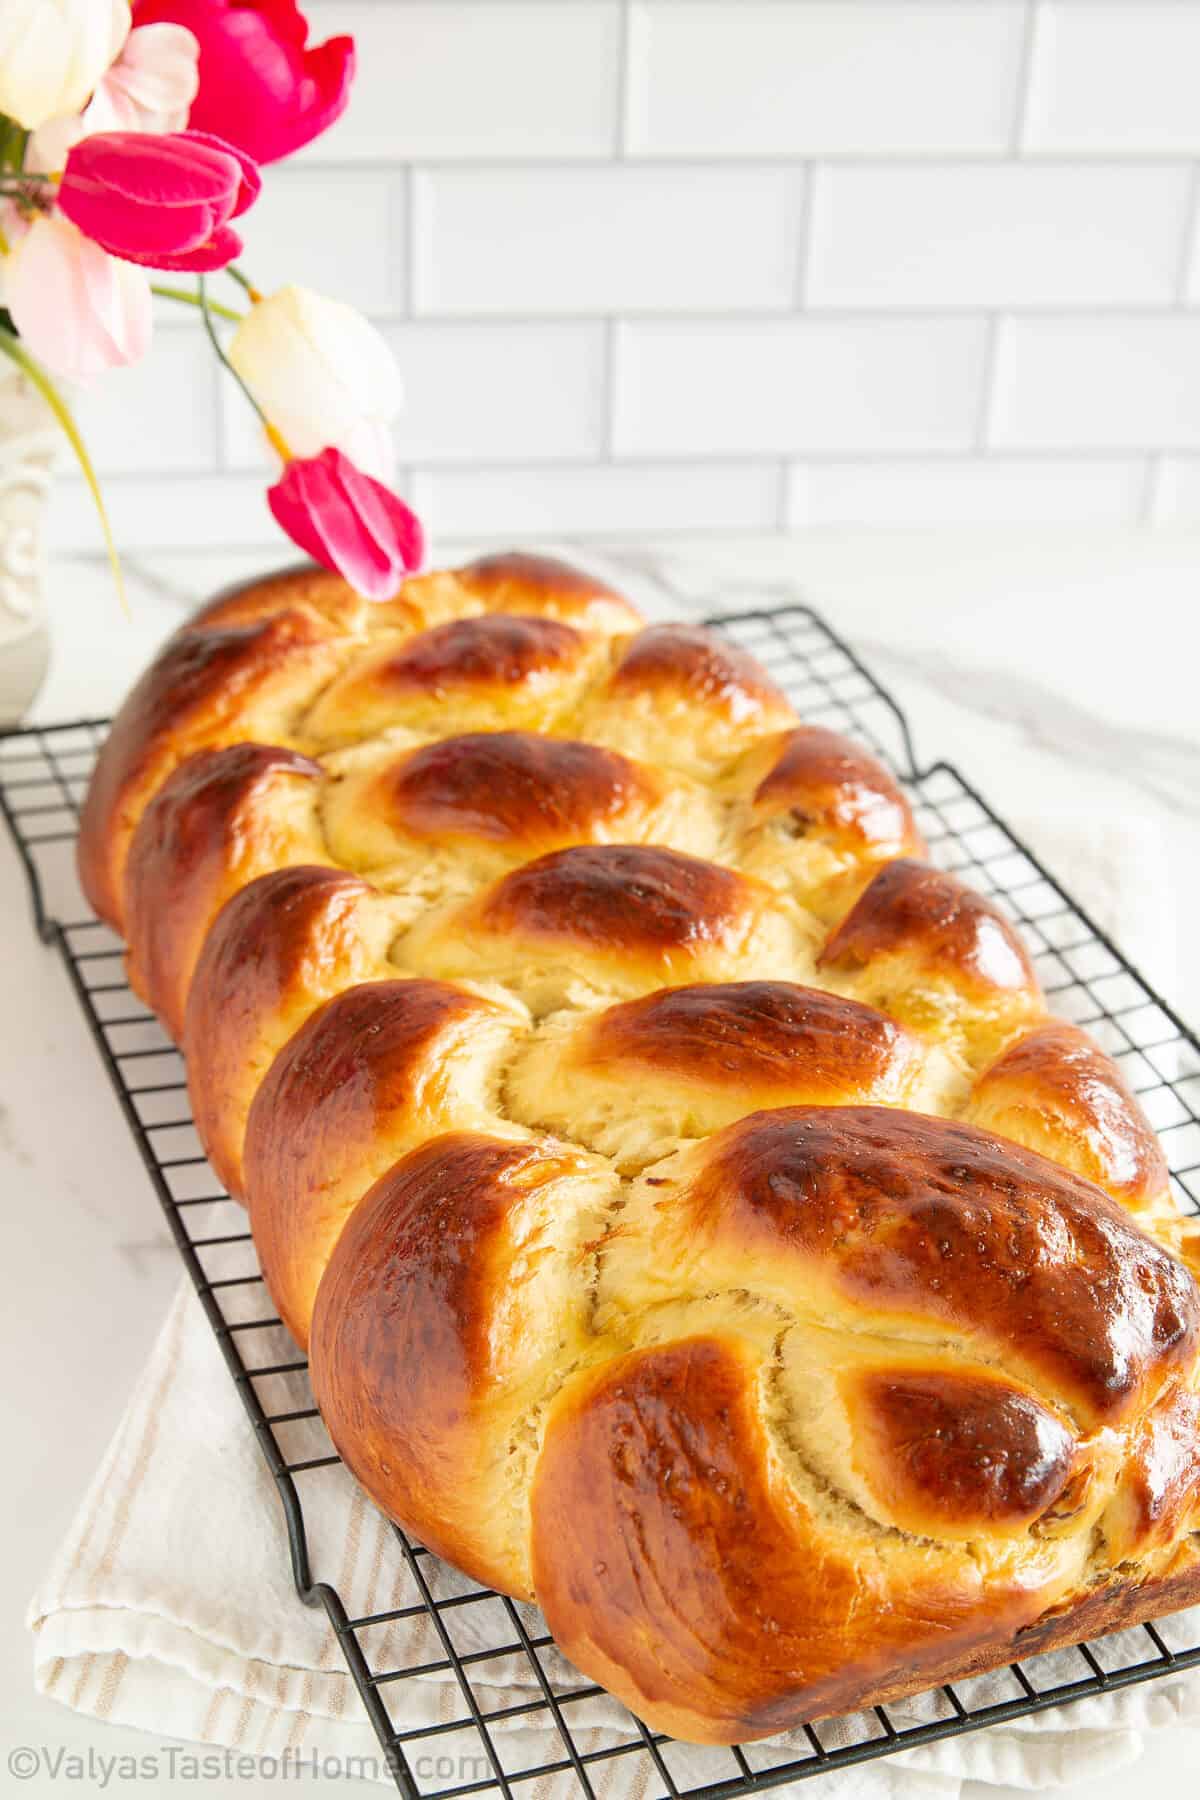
4, 600, 1200, 1799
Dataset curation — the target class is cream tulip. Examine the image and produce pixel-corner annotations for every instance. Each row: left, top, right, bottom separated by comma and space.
228, 284, 402, 483
27, 22, 199, 174
0, 1, 131, 132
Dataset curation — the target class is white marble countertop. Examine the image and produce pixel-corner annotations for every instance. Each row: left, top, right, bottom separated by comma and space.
4, 528, 1200, 1797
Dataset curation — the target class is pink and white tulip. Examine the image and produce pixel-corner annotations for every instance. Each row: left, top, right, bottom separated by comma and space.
268, 448, 424, 601
28, 23, 201, 174
0, 1, 131, 131
3, 211, 152, 382
57, 128, 260, 272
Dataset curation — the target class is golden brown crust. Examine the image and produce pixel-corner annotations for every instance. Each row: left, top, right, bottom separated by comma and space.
393, 611, 583, 684
183, 865, 389, 1199
839, 1539, 1200, 1720
610, 623, 792, 722
403, 550, 643, 636
632, 1106, 1197, 1427
578, 623, 797, 777
304, 614, 597, 745
1104, 1381, 1200, 1560
389, 733, 662, 853
968, 1019, 1170, 1213
752, 725, 925, 859
502, 981, 935, 1172
124, 743, 323, 1039
311, 1130, 612, 1595
483, 843, 749, 952
80, 553, 1200, 1747
77, 603, 345, 929
188, 565, 394, 636
244, 979, 523, 1346
398, 843, 808, 1006
819, 858, 1042, 1059
577, 980, 917, 1096
851, 1366, 1078, 1534
532, 1335, 1063, 1743
821, 857, 1038, 1000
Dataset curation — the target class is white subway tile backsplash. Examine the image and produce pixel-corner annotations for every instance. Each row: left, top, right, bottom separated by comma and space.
627, 1, 1026, 157
47, 2, 1200, 544
787, 457, 1147, 528
223, 320, 608, 469
991, 317, 1200, 450
413, 461, 781, 539
236, 169, 402, 314
413, 165, 805, 314
1025, 3, 1200, 154
807, 163, 1190, 309
1148, 459, 1200, 526
50, 475, 283, 553
74, 329, 218, 476
388, 322, 607, 463
300, 1, 621, 161
615, 318, 987, 456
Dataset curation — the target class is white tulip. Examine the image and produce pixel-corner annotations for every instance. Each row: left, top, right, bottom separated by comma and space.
28, 22, 199, 174
228, 285, 403, 483
0, 1, 131, 132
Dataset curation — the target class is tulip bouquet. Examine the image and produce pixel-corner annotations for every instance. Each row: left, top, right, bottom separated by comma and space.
0, 0, 424, 602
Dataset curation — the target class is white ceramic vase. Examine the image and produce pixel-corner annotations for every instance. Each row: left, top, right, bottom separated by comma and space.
0, 360, 55, 725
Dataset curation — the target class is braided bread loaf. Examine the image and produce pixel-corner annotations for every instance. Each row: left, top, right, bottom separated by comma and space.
78, 553, 1200, 1745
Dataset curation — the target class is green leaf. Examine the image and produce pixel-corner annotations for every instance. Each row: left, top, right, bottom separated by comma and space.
0, 326, 127, 614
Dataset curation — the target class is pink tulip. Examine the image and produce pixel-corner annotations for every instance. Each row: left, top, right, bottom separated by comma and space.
267, 450, 424, 601
4, 211, 153, 383
57, 129, 260, 272
132, 0, 354, 164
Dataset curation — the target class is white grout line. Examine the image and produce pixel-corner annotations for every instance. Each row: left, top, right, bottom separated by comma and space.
601, 319, 619, 460
398, 165, 415, 317
614, 0, 634, 158
1010, 0, 1042, 157
403, 167, 422, 315
57, 452, 1187, 486
973, 316, 1003, 452
793, 162, 816, 308
1141, 455, 1167, 526
290, 151, 1200, 174
299, 0, 1198, 8
773, 461, 793, 532
1172, 164, 1200, 304
210, 349, 228, 474
356, 304, 1200, 328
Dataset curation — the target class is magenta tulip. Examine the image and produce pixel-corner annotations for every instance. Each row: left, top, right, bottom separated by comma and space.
132, 0, 354, 164
57, 129, 260, 272
268, 450, 424, 601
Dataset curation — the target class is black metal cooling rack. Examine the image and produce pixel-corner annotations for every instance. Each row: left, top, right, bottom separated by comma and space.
4, 600, 1200, 1799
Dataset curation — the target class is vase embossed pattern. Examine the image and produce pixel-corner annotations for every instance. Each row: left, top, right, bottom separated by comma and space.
0, 361, 53, 724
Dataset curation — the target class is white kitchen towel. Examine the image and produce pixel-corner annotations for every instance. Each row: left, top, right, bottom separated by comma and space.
28, 806, 1199, 1799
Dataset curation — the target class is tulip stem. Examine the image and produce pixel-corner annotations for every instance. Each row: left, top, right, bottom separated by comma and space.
0, 121, 28, 176
197, 275, 284, 452
151, 284, 244, 324
225, 264, 261, 303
